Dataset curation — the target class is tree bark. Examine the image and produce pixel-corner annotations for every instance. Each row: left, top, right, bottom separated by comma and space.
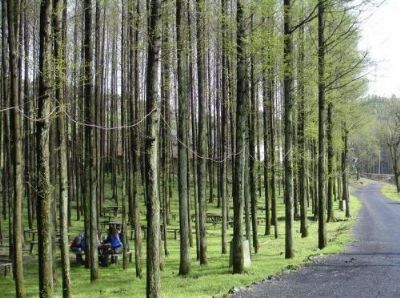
342, 122, 350, 218
327, 102, 335, 222
283, 0, 294, 259
145, 0, 162, 296
54, 0, 72, 295
36, 0, 54, 295
317, 0, 327, 249
232, 0, 248, 274
176, 0, 190, 275
7, 0, 26, 296
83, 0, 99, 281
196, 0, 208, 266
297, 11, 308, 238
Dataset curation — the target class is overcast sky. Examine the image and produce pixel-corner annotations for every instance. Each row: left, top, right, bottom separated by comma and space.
359, 0, 400, 97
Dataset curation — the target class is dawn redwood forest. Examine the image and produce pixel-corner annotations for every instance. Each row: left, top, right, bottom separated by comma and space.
0, 0, 398, 297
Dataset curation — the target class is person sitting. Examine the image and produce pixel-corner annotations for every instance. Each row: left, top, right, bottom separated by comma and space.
116, 224, 124, 246
70, 233, 85, 253
105, 227, 123, 254
70, 232, 101, 252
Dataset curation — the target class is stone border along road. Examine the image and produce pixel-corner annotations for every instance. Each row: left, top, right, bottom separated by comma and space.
233, 182, 400, 298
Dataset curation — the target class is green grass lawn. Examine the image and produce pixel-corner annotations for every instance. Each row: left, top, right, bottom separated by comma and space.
381, 182, 400, 202
0, 189, 362, 298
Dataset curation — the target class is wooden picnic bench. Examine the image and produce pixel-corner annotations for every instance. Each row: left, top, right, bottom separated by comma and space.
169, 228, 180, 240
30, 236, 60, 254
257, 217, 266, 224
109, 250, 133, 264
0, 261, 12, 276
103, 206, 121, 217
170, 212, 177, 221
206, 213, 223, 226
74, 250, 85, 265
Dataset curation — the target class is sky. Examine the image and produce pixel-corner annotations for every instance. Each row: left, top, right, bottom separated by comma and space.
359, 0, 400, 97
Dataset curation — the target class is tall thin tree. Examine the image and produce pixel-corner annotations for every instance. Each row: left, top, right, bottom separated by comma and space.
54, 0, 72, 295
317, 0, 327, 249
232, 0, 248, 274
36, 0, 54, 295
283, 0, 294, 259
7, 0, 25, 296
177, 0, 190, 276
145, 0, 162, 296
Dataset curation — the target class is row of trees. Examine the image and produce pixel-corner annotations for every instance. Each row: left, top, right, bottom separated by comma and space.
0, 0, 371, 297
353, 96, 400, 189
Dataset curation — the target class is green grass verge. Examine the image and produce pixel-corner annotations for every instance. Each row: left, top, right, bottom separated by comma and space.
381, 182, 400, 202
0, 191, 362, 298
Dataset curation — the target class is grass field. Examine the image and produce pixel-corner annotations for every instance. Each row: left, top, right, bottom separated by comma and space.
381, 182, 400, 202
0, 183, 362, 298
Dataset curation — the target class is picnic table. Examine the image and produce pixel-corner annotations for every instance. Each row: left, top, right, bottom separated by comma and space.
170, 212, 177, 221
100, 220, 122, 232
257, 216, 266, 224
24, 228, 37, 241
97, 243, 132, 267
166, 228, 180, 240
24, 229, 38, 254
100, 220, 111, 230
103, 206, 121, 217
30, 235, 61, 254
0, 259, 12, 276
206, 213, 223, 226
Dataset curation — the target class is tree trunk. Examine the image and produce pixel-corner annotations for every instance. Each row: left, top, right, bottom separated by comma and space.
129, 0, 142, 278
83, 0, 99, 282
283, 0, 294, 259
196, 0, 208, 266
317, 0, 327, 249
327, 102, 335, 222
145, 0, 162, 296
262, 71, 270, 236
249, 25, 259, 253
342, 122, 350, 218
54, 0, 72, 295
220, 0, 228, 254
7, 0, 26, 296
176, 0, 190, 275
232, 0, 248, 274
36, 0, 54, 295
297, 12, 308, 238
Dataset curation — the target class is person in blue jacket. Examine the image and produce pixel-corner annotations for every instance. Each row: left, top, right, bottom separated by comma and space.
70, 233, 86, 252
105, 227, 123, 253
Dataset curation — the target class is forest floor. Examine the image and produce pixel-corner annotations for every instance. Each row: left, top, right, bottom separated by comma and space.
0, 183, 361, 298
234, 181, 400, 298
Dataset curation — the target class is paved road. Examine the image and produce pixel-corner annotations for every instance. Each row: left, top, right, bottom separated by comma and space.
234, 182, 400, 298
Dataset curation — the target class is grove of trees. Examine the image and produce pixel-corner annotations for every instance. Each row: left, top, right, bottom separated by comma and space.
0, 0, 374, 297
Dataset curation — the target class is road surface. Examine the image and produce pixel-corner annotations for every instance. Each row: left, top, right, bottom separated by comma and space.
234, 182, 400, 298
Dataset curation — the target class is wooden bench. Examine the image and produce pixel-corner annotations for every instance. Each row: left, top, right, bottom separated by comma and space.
0, 261, 12, 276
110, 250, 132, 264
103, 206, 120, 217
74, 250, 85, 265
130, 226, 146, 240
30, 241, 38, 254
170, 212, 177, 221
206, 213, 222, 227
166, 228, 180, 240
30, 237, 60, 254
257, 217, 266, 225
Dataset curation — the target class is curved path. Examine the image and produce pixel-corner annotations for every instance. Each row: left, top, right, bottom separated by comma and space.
234, 182, 400, 298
